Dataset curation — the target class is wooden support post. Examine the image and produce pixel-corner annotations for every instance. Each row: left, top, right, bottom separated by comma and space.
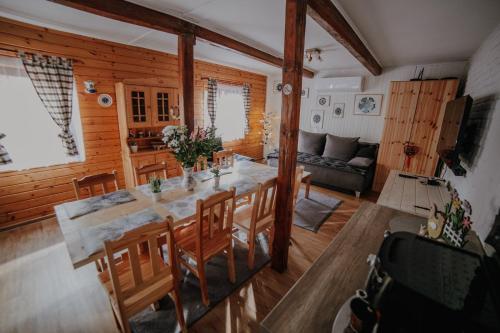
271, 0, 307, 273
178, 32, 195, 132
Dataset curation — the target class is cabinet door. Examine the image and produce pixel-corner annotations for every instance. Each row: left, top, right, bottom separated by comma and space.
373, 81, 421, 191
406, 79, 458, 176
126, 85, 151, 128
151, 87, 173, 127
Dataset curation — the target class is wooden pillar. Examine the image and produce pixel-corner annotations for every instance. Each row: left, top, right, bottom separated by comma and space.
178, 32, 195, 132
271, 0, 307, 272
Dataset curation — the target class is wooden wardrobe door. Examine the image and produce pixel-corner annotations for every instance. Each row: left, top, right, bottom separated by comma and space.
406, 79, 458, 175
373, 81, 421, 191
125, 85, 151, 128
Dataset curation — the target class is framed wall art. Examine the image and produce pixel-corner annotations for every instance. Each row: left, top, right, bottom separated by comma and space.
316, 94, 331, 108
333, 103, 345, 118
354, 94, 383, 116
310, 109, 324, 129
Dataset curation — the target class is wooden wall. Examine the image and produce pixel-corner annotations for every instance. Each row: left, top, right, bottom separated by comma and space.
0, 17, 266, 230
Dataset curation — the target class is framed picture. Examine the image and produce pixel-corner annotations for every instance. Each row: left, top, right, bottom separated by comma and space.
354, 94, 383, 116
333, 103, 345, 118
272, 81, 283, 94
316, 94, 331, 107
310, 110, 324, 129
301, 88, 309, 98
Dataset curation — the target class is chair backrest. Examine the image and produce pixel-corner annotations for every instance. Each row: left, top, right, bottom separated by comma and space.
293, 166, 304, 206
72, 170, 119, 199
134, 162, 168, 186
195, 156, 208, 172
103, 218, 177, 311
213, 149, 234, 167
195, 188, 236, 254
250, 177, 278, 230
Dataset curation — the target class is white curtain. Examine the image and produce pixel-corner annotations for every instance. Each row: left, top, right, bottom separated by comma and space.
0, 56, 84, 171
213, 84, 246, 142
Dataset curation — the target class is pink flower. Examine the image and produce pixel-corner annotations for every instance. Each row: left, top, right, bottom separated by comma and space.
462, 216, 472, 229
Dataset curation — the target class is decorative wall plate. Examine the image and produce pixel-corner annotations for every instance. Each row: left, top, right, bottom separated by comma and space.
98, 93, 113, 107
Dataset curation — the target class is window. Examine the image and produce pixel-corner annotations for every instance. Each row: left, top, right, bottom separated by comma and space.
204, 83, 246, 142
0, 56, 84, 171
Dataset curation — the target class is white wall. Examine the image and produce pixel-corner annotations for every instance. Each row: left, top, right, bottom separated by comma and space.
265, 61, 468, 151
444, 24, 500, 241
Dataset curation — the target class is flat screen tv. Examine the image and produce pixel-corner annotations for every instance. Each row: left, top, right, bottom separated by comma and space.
437, 95, 473, 176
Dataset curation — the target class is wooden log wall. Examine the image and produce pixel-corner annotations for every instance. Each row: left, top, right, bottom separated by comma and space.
0, 17, 266, 230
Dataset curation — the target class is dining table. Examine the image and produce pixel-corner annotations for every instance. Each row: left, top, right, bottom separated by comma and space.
55, 160, 311, 269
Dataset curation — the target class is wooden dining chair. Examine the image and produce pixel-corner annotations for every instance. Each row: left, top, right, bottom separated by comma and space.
293, 165, 305, 206
195, 156, 209, 172
98, 218, 186, 333
233, 177, 277, 269
213, 149, 234, 167
72, 170, 119, 200
134, 162, 168, 186
175, 188, 237, 306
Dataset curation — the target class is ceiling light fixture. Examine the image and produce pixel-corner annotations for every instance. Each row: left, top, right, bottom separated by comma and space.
305, 48, 322, 63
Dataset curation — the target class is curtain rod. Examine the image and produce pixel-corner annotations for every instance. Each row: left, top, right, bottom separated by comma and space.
200, 76, 252, 87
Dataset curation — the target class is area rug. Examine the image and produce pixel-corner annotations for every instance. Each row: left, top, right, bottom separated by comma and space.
129, 233, 270, 333
293, 189, 342, 232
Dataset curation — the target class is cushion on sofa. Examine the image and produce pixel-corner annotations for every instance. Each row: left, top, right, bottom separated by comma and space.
356, 145, 377, 159
298, 130, 326, 155
347, 157, 374, 168
322, 134, 360, 161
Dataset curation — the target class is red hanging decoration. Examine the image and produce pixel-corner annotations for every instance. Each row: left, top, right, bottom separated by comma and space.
403, 142, 419, 170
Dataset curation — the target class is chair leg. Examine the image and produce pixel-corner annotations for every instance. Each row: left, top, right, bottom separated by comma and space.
171, 285, 187, 332
227, 244, 236, 283
197, 259, 210, 306
247, 233, 256, 270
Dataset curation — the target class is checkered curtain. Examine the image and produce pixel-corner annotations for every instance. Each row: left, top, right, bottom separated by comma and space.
21, 53, 79, 156
207, 79, 217, 128
242, 84, 251, 134
0, 133, 12, 165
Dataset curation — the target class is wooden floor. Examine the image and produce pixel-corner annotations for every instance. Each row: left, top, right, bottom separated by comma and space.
0, 185, 378, 333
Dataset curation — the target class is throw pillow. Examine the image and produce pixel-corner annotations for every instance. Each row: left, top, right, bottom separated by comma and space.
356, 145, 377, 158
322, 134, 360, 161
347, 157, 374, 168
298, 130, 326, 155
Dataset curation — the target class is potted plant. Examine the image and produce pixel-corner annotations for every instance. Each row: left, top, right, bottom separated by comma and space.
211, 165, 221, 189
149, 176, 162, 202
129, 141, 138, 153
162, 125, 221, 191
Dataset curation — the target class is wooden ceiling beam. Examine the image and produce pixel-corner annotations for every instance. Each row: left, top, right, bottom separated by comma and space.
49, 0, 315, 78
307, 0, 382, 76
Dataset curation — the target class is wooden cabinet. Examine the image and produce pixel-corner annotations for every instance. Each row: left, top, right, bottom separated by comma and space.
125, 85, 179, 128
116, 81, 182, 188
373, 79, 458, 192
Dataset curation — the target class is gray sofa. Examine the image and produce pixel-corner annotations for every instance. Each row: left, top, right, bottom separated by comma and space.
267, 130, 378, 197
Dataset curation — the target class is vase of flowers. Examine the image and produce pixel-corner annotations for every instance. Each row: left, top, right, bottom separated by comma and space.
149, 176, 162, 202
162, 125, 222, 191
211, 165, 221, 190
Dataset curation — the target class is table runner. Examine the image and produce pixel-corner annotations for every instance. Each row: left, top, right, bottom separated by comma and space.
63, 190, 136, 219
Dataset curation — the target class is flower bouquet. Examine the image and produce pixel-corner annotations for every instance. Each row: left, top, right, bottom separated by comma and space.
162, 125, 222, 190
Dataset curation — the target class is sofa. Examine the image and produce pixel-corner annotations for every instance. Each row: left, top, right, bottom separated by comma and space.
267, 130, 379, 197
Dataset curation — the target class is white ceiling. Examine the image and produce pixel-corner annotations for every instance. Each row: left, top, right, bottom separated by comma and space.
0, 0, 499, 76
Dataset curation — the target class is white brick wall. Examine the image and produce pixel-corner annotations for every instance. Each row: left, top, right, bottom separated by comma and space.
444, 23, 500, 241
